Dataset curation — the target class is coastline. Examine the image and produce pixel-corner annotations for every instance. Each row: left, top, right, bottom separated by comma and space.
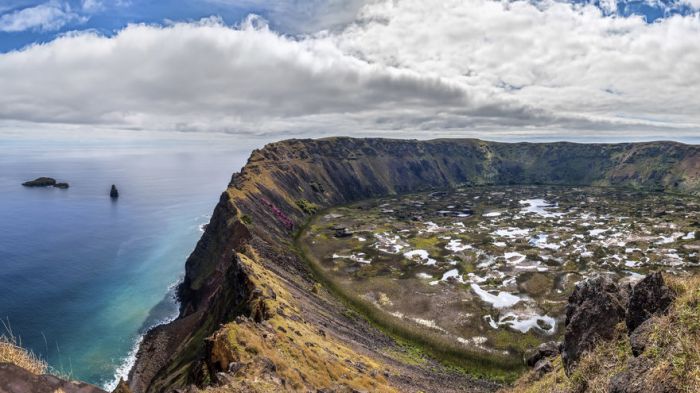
105, 278, 183, 391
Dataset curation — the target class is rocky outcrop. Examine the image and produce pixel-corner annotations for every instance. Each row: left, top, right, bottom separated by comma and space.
510, 271, 688, 393
110, 185, 119, 198
0, 363, 106, 393
625, 272, 675, 333
130, 138, 700, 393
22, 177, 56, 187
22, 177, 71, 188
524, 341, 560, 368
561, 276, 628, 374
629, 318, 655, 357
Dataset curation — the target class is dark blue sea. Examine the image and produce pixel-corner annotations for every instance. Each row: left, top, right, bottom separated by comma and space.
0, 131, 255, 388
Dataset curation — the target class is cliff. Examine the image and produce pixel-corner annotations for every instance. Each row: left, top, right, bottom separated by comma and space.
129, 138, 700, 392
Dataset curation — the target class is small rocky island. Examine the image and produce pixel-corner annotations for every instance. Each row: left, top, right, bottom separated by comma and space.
110, 184, 119, 199
22, 177, 69, 189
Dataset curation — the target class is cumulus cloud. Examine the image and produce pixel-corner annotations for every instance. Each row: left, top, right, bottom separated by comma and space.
0, 0, 699, 138
0, 1, 86, 32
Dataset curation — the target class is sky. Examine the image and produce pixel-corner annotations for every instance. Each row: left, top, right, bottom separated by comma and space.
0, 0, 699, 142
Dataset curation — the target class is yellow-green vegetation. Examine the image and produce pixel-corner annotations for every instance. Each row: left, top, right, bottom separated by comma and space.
644, 275, 700, 391
0, 333, 47, 375
504, 275, 700, 393
295, 199, 319, 215
205, 251, 397, 392
411, 236, 441, 252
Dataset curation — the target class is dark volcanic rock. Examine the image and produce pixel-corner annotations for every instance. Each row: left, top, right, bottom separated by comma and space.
608, 356, 681, 393
562, 275, 628, 375
0, 363, 106, 393
608, 357, 655, 393
54, 182, 70, 189
22, 177, 56, 187
524, 341, 560, 367
110, 184, 119, 199
533, 359, 553, 378
629, 317, 655, 357
626, 272, 675, 334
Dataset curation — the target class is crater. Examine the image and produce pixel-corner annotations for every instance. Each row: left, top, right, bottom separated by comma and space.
299, 185, 700, 358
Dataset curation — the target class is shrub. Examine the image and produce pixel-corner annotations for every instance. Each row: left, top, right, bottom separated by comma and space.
296, 199, 319, 215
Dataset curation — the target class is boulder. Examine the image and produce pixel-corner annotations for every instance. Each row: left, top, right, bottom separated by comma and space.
524, 341, 560, 367
626, 272, 675, 334
21, 177, 56, 187
608, 356, 681, 393
533, 359, 553, 378
561, 275, 628, 375
629, 317, 655, 357
608, 357, 654, 393
54, 182, 70, 189
110, 185, 119, 199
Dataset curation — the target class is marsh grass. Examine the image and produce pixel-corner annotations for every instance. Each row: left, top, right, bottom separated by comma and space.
296, 220, 525, 383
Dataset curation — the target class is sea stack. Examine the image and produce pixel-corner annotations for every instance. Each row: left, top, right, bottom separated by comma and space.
110, 184, 119, 199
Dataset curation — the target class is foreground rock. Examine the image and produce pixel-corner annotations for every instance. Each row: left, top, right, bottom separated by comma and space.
524, 341, 560, 368
0, 363, 106, 393
561, 275, 628, 374
626, 272, 675, 333
507, 272, 693, 393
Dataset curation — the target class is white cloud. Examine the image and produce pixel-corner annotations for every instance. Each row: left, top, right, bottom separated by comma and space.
81, 0, 103, 13
0, 0, 699, 139
0, 1, 86, 32
81, 0, 131, 14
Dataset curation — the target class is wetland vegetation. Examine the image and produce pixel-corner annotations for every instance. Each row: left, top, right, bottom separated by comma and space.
298, 186, 700, 376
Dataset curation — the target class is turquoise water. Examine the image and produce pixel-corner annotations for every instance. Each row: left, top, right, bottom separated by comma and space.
0, 132, 253, 388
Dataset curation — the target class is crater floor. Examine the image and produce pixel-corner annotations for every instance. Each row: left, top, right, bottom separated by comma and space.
300, 186, 700, 357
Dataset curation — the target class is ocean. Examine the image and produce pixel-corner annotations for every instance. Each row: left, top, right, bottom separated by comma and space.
0, 131, 255, 388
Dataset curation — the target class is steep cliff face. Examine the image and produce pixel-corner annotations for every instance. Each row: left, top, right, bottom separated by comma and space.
130, 138, 700, 393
